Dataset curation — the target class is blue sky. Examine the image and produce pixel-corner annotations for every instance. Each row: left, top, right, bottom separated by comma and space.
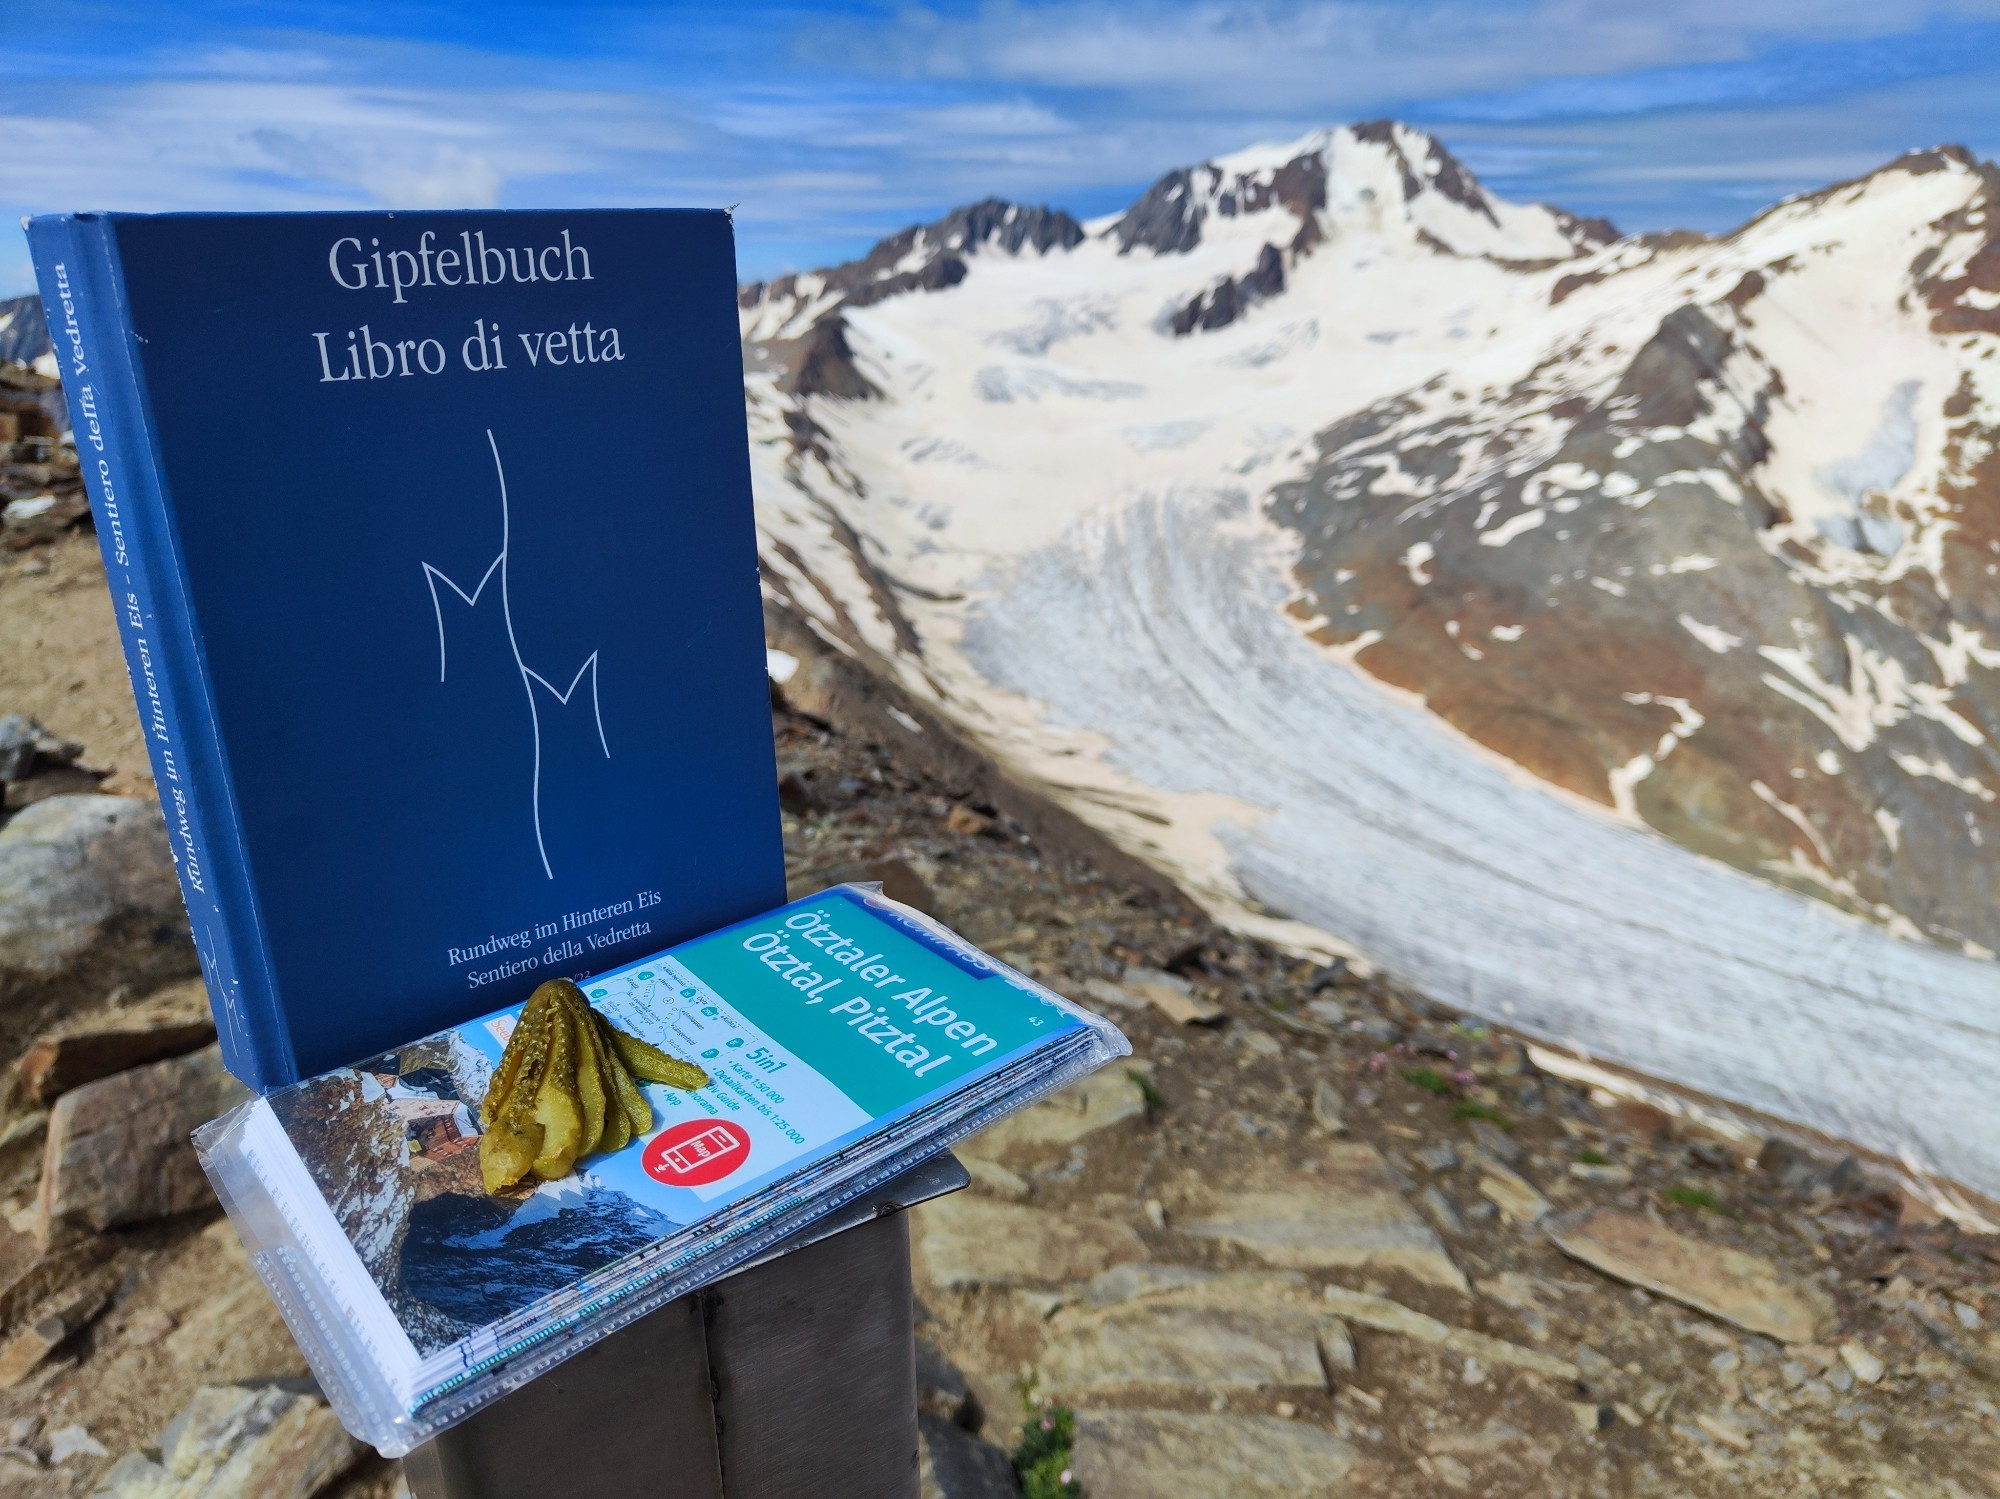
6, 1, 2000, 296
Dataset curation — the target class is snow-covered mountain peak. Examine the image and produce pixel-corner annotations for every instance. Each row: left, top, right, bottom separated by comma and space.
1107, 120, 1613, 270
743, 119, 1616, 371
741, 129, 2000, 1190
738, 196, 1087, 356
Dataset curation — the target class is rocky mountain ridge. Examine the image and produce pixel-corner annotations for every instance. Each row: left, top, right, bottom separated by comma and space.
740, 121, 2000, 1195
0, 298, 49, 374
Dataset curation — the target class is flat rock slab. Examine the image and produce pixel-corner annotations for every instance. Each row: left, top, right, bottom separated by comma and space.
1547, 1209, 1835, 1343
960, 1064, 1149, 1162
1120, 967, 1224, 1025
0, 1264, 116, 1388
1070, 1409, 1355, 1499
1477, 1163, 1550, 1225
19, 978, 214, 1104
912, 1196, 1146, 1290
1042, 1298, 1335, 1395
1179, 1144, 1468, 1292
1319, 1284, 1579, 1380
1075, 1263, 1300, 1310
37, 1043, 248, 1246
92, 1383, 358, 1499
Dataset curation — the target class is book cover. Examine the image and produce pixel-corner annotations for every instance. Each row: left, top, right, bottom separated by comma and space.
29, 210, 784, 1085
219, 886, 1112, 1398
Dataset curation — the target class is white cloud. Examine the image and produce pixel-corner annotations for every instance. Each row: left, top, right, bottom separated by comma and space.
2, 5, 1998, 293
817, 0, 2000, 111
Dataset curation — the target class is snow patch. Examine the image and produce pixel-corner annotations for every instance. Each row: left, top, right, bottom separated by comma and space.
1480, 508, 1546, 547
1679, 615, 1743, 654
1402, 540, 1436, 585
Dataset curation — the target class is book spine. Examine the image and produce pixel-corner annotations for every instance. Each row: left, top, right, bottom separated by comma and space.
28, 217, 291, 1088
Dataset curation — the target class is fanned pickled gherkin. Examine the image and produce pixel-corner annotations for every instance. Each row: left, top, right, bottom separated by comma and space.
479, 1012, 551, 1193
595, 1013, 655, 1139
603, 1027, 711, 1092
479, 994, 552, 1128
528, 1002, 585, 1180
566, 999, 609, 1151
476, 976, 708, 1193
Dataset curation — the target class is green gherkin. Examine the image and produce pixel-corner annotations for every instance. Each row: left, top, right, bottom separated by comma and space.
476, 976, 708, 1193
566, 996, 610, 1151
480, 990, 552, 1129
528, 1001, 585, 1180
595, 1013, 656, 1140
603, 1026, 711, 1092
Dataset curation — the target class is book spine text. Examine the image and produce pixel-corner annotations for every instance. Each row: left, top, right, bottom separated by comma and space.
28, 218, 284, 1087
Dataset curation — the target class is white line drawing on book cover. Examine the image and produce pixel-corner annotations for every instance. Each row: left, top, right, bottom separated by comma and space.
422, 430, 608, 879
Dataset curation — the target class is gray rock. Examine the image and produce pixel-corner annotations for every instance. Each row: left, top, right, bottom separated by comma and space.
1476, 1163, 1550, 1224
37, 1043, 248, 1246
919, 1414, 1020, 1499
1417, 1143, 1460, 1174
1069, 1410, 1355, 1498
912, 1197, 1146, 1290
1178, 1144, 1469, 1292
1546, 1209, 1835, 1343
961, 1065, 1149, 1162
1118, 967, 1223, 1025
0, 715, 82, 783
1421, 1185, 1468, 1238
1468, 1120, 1521, 1164
1041, 1300, 1333, 1395
0, 795, 194, 1013
1319, 1285, 1580, 1380
1309, 1080, 1346, 1135
19, 978, 215, 1104
91, 1383, 359, 1498
1755, 1136, 1848, 1196
49, 1423, 107, 1463
1320, 1318, 1357, 1373
1839, 1340, 1885, 1385
0, 1265, 116, 1387
1076, 1263, 1227, 1309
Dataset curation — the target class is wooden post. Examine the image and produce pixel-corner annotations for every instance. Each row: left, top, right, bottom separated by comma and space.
402, 1152, 966, 1499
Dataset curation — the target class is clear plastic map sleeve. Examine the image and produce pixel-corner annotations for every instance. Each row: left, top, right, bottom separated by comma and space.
192, 884, 1129, 1455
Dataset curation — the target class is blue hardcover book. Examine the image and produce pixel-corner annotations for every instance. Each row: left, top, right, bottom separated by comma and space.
28, 211, 784, 1087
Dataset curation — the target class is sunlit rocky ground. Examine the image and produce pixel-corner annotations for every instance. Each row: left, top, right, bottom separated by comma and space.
1, 505, 1998, 1495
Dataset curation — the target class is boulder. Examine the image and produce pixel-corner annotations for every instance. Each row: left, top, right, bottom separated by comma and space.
1068, 1410, 1354, 1499
1178, 1144, 1468, 1292
1546, 1210, 1835, 1343
912, 1197, 1146, 1290
90, 1383, 359, 1499
0, 794, 194, 1015
36, 1043, 248, 1246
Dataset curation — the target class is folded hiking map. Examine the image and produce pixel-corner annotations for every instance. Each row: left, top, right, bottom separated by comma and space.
196, 883, 1126, 1454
